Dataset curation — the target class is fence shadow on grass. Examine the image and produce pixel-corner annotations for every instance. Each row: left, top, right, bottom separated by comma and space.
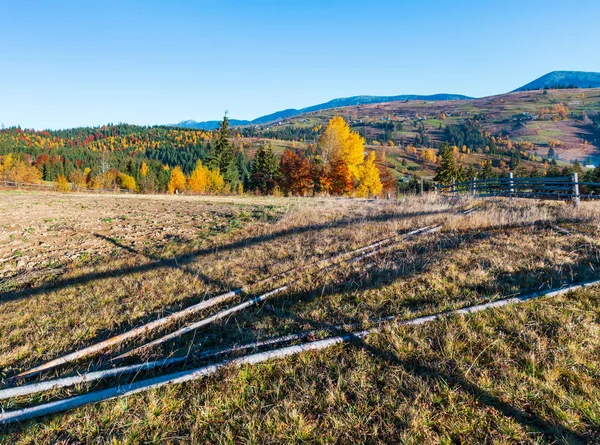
93, 233, 229, 291
0, 209, 452, 305
126, 222, 600, 365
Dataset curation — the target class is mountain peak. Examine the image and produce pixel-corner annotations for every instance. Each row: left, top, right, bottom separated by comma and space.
513, 70, 600, 92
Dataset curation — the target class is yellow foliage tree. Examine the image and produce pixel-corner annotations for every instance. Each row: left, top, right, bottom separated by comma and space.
117, 172, 137, 191
54, 175, 70, 192
206, 168, 225, 192
188, 161, 209, 193
319, 116, 365, 178
355, 151, 383, 198
167, 166, 186, 194
405, 145, 417, 155
0, 153, 14, 173
0, 153, 42, 184
420, 148, 437, 164
140, 161, 149, 177
187, 161, 225, 194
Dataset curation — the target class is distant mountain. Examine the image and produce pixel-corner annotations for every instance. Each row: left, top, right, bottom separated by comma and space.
249, 93, 473, 125
174, 119, 250, 130
513, 71, 600, 92
172, 93, 473, 129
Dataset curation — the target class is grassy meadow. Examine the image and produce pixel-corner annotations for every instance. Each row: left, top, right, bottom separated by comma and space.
1, 190, 599, 443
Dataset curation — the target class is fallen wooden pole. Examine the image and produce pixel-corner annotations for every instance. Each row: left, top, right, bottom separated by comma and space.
1, 277, 597, 425
12, 287, 244, 380
0, 357, 184, 401
549, 223, 573, 237
0, 312, 406, 401
0, 221, 469, 400
0, 320, 373, 401
0, 334, 362, 425
113, 286, 290, 360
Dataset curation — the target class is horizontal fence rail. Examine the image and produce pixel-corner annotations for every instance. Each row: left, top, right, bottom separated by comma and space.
437, 173, 600, 205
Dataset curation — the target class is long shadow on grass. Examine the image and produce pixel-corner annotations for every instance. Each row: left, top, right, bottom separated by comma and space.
8, 223, 598, 377
350, 335, 595, 443
139, 224, 600, 361
94, 233, 229, 291
4, 227, 600, 430
0, 209, 452, 305
2, 226, 473, 378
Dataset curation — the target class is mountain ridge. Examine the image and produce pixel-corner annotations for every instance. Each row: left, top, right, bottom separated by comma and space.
173, 71, 600, 130
173, 93, 473, 130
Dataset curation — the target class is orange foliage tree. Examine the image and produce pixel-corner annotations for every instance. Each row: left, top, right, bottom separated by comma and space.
0, 153, 42, 184
279, 149, 312, 196
324, 159, 354, 195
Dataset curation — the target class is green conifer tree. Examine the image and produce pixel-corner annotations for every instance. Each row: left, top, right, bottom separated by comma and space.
434, 143, 457, 184
208, 114, 239, 184
250, 143, 280, 194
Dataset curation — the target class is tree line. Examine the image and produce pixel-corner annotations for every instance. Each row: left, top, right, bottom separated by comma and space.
0, 116, 385, 197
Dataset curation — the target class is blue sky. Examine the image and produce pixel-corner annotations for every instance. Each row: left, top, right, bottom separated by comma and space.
1, 0, 600, 129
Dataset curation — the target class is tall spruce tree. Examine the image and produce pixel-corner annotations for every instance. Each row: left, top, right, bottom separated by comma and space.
434, 143, 457, 184
250, 142, 279, 194
208, 114, 239, 185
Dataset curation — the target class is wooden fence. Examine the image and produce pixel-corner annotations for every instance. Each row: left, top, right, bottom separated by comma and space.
437, 173, 600, 206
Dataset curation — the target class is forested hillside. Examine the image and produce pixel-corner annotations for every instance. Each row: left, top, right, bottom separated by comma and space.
0, 125, 227, 193
0, 117, 388, 197
3, 88, 600, 196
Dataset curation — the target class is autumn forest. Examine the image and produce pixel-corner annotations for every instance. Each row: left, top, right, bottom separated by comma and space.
0, 116, 389, 197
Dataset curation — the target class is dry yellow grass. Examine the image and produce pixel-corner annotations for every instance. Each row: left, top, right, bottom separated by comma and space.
1, 190, 600, 443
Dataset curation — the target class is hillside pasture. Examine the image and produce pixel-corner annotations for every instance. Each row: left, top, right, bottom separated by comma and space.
258, 88, 600, 164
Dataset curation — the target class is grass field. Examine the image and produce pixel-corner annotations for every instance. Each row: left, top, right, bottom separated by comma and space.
1, 191, 600, 443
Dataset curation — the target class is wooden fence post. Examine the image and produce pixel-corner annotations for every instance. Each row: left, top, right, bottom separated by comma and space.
419, 178, 424, 195
470, 178, 475, 196
572, 172, 580, 207
451, 178, 456, 197
508, 172, 514, 196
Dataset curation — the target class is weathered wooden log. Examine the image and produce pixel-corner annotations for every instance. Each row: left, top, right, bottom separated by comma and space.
12, 207, 476, 381
549, 223, 573, 237
0, 319, 379, 401
12, 288, 245, 380
113, 286, 290, 360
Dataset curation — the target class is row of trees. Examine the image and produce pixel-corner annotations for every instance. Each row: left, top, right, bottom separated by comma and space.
164, 116, 385, 197
0, 115, 386, 197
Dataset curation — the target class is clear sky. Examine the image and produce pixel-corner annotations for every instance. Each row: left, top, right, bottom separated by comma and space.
1, 0, 600, 129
